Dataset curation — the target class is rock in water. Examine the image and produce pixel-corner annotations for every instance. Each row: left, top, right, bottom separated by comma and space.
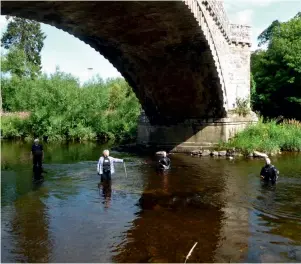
253, 151, 268, 158
211, 151, 218, 156
201, 149, 210, 156
191, 150, 200, 156
218, 150, 227, 156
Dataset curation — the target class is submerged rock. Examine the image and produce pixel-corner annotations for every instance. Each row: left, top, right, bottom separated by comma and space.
138, 192, 217, 211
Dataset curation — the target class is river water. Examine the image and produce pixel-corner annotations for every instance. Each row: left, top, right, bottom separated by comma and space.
1, 141, 301, 263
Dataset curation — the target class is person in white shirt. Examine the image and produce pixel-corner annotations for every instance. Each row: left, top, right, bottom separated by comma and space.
97, 149, 124, 183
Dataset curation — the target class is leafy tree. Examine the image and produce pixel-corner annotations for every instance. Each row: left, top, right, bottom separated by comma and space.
1, 16, 46, 77
251, 13, 301, 120
257, 20, 281, 47
1, 47, 39, 78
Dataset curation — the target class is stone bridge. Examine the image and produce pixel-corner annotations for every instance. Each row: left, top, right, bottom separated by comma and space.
2, 0, 257, 151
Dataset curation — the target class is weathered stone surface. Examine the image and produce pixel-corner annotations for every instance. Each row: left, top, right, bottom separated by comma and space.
218, 150, 227, 156
211, 151, 219, 156
253, 151, 268, 158
201, 149, 211, 156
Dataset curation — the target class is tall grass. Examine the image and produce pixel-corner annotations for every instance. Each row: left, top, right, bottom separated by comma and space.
222, 117, 301, 154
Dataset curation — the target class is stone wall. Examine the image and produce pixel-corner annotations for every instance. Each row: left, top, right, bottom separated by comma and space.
185, 0, 252, 111
137, 110, 258, 152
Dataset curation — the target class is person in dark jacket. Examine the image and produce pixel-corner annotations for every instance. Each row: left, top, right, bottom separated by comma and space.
31, 138, 44, 181
158, 151, 171, 170
260, 158, 279, 184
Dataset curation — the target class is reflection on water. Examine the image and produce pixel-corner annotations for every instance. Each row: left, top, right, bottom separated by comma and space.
1, 142, 301, 262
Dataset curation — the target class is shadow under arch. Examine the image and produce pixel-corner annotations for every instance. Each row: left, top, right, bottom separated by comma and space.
2, 1, 226, 126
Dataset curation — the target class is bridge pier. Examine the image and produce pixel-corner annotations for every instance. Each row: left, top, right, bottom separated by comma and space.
137, 111, 258, 152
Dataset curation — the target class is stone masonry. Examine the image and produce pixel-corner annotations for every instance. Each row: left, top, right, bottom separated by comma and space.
2, 0, 257, 151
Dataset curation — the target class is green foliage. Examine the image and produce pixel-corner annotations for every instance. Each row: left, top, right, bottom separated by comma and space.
233, 97, 250, 117
1, 70, 141, 142
251, 13, 301, 120
221, 118, 301, 155
1, 16, 46, 77
1, 47, 39, 79
257, 20, 281, 47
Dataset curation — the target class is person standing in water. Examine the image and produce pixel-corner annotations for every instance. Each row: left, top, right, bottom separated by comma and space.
158, 151, 171, 170
31, 138, 44, 180
97, 149, 124, 183
260, 157, 279, 184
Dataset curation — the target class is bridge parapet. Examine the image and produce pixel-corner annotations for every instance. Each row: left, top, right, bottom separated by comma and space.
201, 0, 252, 46
202, 0, 231, 40
230, 24, 251, 46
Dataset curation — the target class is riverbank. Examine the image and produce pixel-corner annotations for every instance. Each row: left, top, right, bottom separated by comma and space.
3, 117, 301, 157
189, 119, 301, 158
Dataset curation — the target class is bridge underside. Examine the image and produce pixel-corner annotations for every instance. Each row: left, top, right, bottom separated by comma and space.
2, 1, 226, 126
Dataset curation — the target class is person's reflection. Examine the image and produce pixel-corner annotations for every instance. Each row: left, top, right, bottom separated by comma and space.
98, 180, 112, 208
157, 169, 169, 194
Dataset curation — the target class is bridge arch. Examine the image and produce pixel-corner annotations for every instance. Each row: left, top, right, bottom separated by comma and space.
2, 1, 230, 126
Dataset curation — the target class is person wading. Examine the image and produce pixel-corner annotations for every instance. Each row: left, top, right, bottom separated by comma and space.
158, 151, 171, 170
260, 157, 279, 184
97, 150, 124, 184
30, 138, 44, 181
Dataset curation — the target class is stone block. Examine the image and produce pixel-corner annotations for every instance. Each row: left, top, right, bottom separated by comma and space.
201, 149, 211, 156
218, 150, 227, 156
253, 151, 268, 158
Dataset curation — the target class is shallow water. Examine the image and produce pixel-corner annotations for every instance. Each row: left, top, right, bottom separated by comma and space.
1, 142, 301, 262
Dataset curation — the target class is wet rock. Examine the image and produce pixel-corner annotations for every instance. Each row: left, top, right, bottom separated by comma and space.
201, 149, 210, 156
253, 151, 268, 158
191, 150, 200, 156
218, 150, 227, 156
248, 153, 254, 158
211, 151, 218, 156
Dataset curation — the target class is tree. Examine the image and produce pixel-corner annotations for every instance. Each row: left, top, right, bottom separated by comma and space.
1, 47, 39, 78
257, 20, 281, 47
251, 13, 301, 120
1, 16, 46, 77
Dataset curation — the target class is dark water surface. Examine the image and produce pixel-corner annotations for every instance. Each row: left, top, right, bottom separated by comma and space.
1, 142, 301, 263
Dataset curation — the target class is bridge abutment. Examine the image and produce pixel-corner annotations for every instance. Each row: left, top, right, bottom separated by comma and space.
137, 111, 258, 152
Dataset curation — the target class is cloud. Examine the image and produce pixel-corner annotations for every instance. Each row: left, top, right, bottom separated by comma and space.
232, 9, 254, 25
225, 0, 298, 7
0, 15, 8, 32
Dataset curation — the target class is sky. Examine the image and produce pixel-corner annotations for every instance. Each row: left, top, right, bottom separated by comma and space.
0, 1, 300, 84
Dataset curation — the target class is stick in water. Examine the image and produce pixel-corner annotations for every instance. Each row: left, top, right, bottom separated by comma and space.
123, 162, 128, 178
184, 242, 198, 263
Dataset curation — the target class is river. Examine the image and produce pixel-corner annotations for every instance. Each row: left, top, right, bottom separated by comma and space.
1, 141, 301, 262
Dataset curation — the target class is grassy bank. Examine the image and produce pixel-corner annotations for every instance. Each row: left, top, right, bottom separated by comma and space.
219, 118, 301, 155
